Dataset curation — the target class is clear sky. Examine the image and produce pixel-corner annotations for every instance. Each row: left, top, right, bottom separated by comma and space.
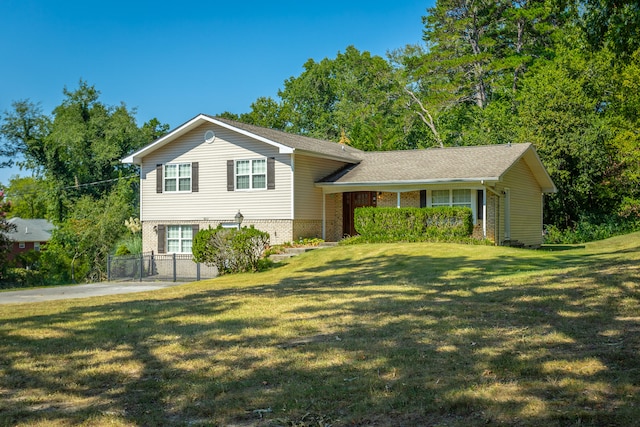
0, 0, 434, 184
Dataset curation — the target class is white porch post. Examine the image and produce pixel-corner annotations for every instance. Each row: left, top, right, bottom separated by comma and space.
397, 192, 401, 208
482, 189, 487, 239
322, 191, 326, 240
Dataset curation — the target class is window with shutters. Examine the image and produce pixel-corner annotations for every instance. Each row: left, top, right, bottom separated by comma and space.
236, 159, 266, 190
166, 225, 193, 253
164, 163, 192, 192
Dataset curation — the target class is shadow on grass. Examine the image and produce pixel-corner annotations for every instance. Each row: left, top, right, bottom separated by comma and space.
0, 242, 638, 426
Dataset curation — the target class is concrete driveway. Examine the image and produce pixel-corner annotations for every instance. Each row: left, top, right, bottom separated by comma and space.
0, 281, 186, 304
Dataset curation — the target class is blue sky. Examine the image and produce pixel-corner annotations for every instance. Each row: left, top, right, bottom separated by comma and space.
0, 0, 434, 184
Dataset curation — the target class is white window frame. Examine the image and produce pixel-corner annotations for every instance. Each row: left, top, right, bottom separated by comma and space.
166, 225, 193, 254
34, 242, 41, 251
235, 158, 267, 191
164, 163, 192, 193
428, 189, 476, 222
19, 242, 25, 249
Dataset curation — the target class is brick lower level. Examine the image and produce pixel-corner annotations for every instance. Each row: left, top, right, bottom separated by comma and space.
142, 219, 331, 254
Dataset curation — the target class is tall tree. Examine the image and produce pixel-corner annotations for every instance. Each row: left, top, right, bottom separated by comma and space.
516, 44, 621, 226
401, 0, 572, 147
1, 80, 167, 222
275, 46, 406, 151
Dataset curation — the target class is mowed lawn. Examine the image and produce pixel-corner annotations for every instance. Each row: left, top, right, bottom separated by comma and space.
1, 233, 639, 427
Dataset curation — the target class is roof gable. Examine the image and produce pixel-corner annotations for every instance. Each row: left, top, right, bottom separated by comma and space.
122, 114, 362, 164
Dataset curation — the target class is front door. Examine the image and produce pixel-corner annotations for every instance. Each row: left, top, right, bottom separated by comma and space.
343, 191, 377, 237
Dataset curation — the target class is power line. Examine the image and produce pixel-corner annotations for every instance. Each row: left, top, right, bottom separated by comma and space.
62, 174, 138, 190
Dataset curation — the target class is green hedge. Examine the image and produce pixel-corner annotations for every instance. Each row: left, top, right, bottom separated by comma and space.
353, 206, 474, 242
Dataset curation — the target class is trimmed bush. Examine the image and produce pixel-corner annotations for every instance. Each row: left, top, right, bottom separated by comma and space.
354, 206, 473, 243
192, 225, 270, 275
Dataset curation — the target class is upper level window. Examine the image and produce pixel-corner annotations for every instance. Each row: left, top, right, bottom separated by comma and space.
165, 163, 191, 192
236, 159, 266, 190
34, 242, 41, 251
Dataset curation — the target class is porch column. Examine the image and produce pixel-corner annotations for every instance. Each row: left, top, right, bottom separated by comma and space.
321, 191, 326, 240
482, 189, 487, 239
397, 192, 401, 208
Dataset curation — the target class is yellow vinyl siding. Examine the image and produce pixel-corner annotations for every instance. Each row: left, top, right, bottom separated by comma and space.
140, 123, 292, 222
498, 159, 544, 246
294, 154, 350, 220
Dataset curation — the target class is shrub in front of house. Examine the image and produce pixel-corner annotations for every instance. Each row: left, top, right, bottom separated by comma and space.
192, 225, 270, 275
353, 206, 474, 243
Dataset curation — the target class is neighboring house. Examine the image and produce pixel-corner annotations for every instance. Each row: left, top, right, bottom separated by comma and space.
5, 217, 54, 261
122, 114, 556, 254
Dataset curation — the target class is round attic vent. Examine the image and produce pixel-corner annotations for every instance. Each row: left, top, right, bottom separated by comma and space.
204, 130, 216, 143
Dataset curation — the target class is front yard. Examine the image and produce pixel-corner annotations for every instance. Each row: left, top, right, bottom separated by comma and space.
1, 233, 639, 426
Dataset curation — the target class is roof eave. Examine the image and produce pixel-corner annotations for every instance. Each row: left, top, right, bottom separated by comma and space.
294, 148, 360, 163
316, 178, 500, 193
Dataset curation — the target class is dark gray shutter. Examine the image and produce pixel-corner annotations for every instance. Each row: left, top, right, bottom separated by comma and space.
267, 157, 275, 190
477, 190, 484, 219
191, 162, 199, 192
156, 164, 163, 193
157, 224, 166, 254
227, 160, 235, 191
420, 190, 427, 208
191, 224, 199, 238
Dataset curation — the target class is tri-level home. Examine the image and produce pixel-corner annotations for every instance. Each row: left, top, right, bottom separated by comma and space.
122, 114, 556, 254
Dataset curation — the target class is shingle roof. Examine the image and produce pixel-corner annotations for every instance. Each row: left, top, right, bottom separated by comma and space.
318, 143, 537, 184
209, 116, 362, 162
6, 218, 54, 242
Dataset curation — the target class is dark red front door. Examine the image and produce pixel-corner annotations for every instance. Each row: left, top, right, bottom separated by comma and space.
343, 192, 377, 237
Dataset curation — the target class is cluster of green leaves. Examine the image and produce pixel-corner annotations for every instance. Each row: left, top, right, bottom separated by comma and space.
37, 179, 138, 283
0, 81, 168, 284
0, 189, 16, 279
192, 226, 271, 275
353, 206, 473, 243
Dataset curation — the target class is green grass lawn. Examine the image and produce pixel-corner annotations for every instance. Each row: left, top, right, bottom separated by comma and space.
1, 233, 639, 426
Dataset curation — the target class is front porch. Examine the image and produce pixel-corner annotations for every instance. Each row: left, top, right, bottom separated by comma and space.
319, 188, 499, 244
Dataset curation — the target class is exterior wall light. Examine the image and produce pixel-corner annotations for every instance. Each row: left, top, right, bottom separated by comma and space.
234, 210, 244, 230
